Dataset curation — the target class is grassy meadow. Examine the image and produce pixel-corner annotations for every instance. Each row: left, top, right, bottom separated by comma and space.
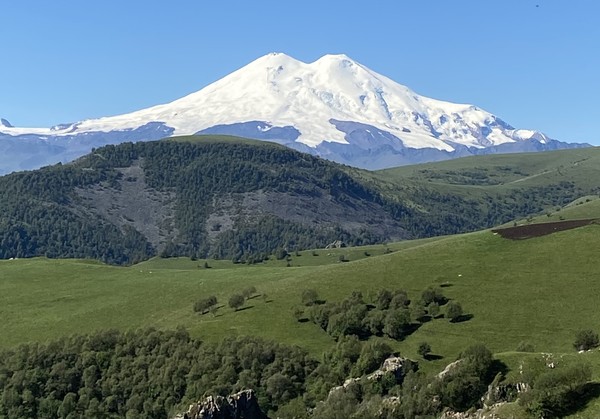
1, 173, 600, 417
2, 217, 599, 364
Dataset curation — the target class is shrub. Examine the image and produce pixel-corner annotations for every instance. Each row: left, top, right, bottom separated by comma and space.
573, 329, 599, 351
228, 294, 245, 311
516, 341, 535, 352
242, 286, 257, 300
301, 289, 319, 306
193, 296, 217, 314
446, 301, 463, 322
417, 342, 432, 358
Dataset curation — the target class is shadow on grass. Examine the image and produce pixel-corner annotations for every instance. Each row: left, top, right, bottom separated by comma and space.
297, 318, 310, 323
235, 305, 254, 312
403, 323, 422, 337
424, 354, 444, 361
440, 282, 453, 288
559, 382, 600, 417
451, 314, 474, 323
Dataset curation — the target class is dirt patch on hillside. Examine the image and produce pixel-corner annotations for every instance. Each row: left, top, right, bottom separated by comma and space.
492, 219, 599, 240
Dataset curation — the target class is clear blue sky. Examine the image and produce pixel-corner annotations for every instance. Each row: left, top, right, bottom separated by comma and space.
1, 0, 598, 145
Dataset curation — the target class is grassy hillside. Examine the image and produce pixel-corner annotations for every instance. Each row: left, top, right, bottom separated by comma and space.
1, 218, 599, 352
377, 147, 600, 190
2, 198, 600, 416
373, 147, 600, 222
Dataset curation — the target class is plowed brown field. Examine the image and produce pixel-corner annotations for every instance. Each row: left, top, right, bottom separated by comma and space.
492, 219, 599, 240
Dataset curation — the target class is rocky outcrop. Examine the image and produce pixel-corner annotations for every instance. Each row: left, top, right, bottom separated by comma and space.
329, 356, 416, 396
174, 389, 268, 419
325, 240, 345, 249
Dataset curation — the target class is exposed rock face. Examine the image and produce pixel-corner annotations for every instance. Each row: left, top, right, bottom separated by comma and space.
329, 356, 416, 396
325, 240, 345, 249
174, 389, 268, 419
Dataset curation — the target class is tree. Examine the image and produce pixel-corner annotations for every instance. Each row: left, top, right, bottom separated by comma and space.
266, 372, 294, 404
411, 299, 427, 322
229, 294, 245, 311
193, 296, 217, 314
383, 309, 411, 339
242, 286, 257, 300
390, 290, 409, 309
362, 309, 385, 335
353, 341, 393, 376
376, 289, 393, 310
421, 286, 445, 305
516, 341, 535, 352
301, 289, 319, 306
573, 329, 599, 351
417, 342, 432, 359
428, 302, 440, 318
446, 301, 463, 322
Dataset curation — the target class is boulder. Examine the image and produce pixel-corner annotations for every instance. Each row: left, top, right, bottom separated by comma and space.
173, 389, 268, 419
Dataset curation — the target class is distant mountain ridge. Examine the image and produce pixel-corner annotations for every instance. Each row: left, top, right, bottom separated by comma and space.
0, 53, 589, 174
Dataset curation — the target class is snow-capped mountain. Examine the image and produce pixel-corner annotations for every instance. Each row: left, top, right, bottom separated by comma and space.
0, 53, 588, 174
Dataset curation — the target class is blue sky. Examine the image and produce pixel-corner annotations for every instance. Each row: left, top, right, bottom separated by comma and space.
1, 0, 598, 145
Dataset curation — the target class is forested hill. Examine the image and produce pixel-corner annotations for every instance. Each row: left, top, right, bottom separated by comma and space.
0, 136, 409, 264
0, 136, 596, 265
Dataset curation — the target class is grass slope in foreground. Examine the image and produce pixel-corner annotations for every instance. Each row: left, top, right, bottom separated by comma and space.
1, 222, 599, 357
1, 200, 600, 416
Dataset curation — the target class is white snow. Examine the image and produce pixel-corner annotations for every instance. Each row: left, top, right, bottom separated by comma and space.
0, 52, 550, 151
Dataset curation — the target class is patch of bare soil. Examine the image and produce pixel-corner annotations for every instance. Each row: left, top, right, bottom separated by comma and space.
492, 219, 598, 240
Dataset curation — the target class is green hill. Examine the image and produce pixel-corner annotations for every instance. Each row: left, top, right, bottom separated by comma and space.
1, 137, 599, 265
0, 136, 414, 264
2, 140, 600, 418
2, 216, 600, 416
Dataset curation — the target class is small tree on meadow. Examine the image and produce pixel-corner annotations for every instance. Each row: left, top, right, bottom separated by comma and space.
302, 289, 319, 306
417, 342, 432, 359
446, 301, 464, 322
229, 294, 245, 311
242, 286, 257, 300
193, 296, 218, 314
573, 329, 599, 351
421, 286, 445, 305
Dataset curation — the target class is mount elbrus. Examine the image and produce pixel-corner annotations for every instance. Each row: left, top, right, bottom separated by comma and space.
0, 53, 588, 175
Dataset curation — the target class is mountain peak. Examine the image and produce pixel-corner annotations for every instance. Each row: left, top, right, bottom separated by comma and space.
0, 52, 587, 175
316, 53, 356, 63
251, 52, 303, 67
